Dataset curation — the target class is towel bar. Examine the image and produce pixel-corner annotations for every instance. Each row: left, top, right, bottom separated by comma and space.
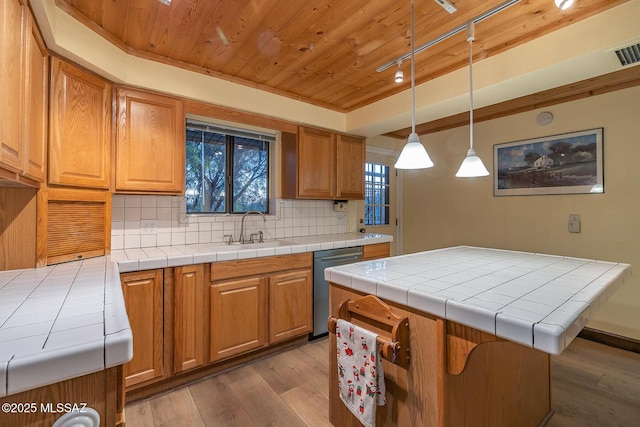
328, 295, 410, 366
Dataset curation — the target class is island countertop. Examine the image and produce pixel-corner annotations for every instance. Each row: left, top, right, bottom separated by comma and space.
325, 246, 631, 355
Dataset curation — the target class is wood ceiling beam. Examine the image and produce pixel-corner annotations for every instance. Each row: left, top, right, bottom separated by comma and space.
384, 66, 640, 139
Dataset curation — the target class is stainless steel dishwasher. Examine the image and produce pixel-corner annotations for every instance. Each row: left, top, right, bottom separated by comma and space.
311, 246, 363, 339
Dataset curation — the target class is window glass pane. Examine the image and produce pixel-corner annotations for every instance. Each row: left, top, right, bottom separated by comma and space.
364, 162, 390, 226
186, 130, 226, 213
233, 137, 268, 212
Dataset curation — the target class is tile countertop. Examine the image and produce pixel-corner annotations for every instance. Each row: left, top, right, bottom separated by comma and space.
109, 232, 393, 273
0, 257, 132, 398
0, 233, 391, 397
325, 246, 632, 355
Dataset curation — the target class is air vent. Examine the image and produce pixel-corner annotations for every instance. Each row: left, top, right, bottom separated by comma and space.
614, 43, 640, 66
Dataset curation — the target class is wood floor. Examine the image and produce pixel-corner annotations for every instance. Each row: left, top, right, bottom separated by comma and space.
125, 337, 640, 427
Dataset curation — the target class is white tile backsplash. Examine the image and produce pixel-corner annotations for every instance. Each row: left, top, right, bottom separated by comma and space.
112, 195, 349, 249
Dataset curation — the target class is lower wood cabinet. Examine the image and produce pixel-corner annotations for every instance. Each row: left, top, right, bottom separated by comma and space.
269, 269, 313, 343
173, 264, 205, 373
120, 269, 164, 388
121, 254, 313, 397
209, 276, 267, 362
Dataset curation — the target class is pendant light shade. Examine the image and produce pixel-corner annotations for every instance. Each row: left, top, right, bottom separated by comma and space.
395, 133, 434, 169
455, 22, 489, 178
395, 0, 434, 170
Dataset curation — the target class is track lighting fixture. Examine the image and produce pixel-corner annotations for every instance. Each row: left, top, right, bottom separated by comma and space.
394, 60, 404, 83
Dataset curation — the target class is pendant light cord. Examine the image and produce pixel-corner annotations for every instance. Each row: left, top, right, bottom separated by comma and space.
468, 35, 474, 150
411, 0, 416, 135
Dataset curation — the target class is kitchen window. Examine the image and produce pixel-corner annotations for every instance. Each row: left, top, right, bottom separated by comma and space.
185, 120, 274, 214
364, 162, 390, 226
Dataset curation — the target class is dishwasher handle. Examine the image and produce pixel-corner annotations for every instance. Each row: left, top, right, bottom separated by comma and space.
318, 254, 361, 264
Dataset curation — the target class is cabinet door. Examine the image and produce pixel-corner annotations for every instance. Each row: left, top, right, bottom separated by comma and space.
174, 264, 205, 373
0, 0, 24, 173
336, 134, 365, 199
22, 10, 48, 182
269, 269, 312, 343
297, 126, 336, 199
209, 277, 266, 362
121, 270, 164, 388
49, 57, 111, 189
115, 87, 185, 193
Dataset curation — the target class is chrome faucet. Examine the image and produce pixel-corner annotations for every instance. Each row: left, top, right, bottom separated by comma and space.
239, 210, 266, 244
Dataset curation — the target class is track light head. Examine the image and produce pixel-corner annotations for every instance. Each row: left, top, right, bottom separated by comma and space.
394, 60, 404, 83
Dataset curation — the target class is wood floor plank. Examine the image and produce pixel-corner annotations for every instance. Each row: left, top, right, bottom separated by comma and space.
125, 336, 640, 427
148, 387, 205, 427
279, 344, 330, 399
252, 350, 306, 395
124, 400, 156, 427
280, 382, 333, 427
225, 365, 307, 427
189, 375, 254, 427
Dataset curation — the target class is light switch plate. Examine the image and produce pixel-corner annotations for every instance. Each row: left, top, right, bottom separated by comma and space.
568, 214, 581, 233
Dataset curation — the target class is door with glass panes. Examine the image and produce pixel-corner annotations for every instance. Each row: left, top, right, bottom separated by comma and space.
355, 152, 398, 255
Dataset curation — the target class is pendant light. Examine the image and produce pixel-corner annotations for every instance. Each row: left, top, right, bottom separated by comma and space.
394, 0, 434, 170
455, 22, 489, 178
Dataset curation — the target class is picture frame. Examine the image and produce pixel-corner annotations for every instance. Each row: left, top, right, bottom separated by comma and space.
494, 128, 603, 196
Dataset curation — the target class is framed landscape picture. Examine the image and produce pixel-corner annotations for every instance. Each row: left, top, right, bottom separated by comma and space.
494, 128, 604, 196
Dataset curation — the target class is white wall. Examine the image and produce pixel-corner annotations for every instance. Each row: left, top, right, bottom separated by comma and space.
400, 86, 640, 340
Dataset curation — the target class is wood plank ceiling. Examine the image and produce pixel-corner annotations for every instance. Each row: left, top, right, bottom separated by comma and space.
56, 0, 629, 113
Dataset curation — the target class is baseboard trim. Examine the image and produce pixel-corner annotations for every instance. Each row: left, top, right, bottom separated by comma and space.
578, 327, 640, 354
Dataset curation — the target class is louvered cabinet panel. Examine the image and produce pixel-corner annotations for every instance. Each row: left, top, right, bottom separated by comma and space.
37, 188, 111, 266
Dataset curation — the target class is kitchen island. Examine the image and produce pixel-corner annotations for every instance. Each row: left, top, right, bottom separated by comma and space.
326, 246, 631, 426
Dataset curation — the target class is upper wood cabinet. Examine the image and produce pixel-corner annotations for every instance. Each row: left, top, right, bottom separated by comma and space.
0, 0, 47, 187
121, 269, 165, 388
22, 11, 48, 183
115, 87, 185, 194
281, 126, 365, 200
0, 0, 24, 176
336, 133, 365, 199
49, 57, 112, 189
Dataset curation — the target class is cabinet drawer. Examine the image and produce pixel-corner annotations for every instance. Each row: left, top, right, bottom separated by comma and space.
210, 253, 312, 281
363, 242, 390, 260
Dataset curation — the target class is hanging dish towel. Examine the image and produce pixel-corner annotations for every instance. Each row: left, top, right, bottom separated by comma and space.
336, 319, 386, 427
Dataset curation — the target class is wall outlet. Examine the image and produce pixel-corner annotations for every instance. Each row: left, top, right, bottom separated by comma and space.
568, 214, 581, 233
334, 201, 348, 212
141, 220, 157, 234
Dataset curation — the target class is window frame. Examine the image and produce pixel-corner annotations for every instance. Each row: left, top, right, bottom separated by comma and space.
185, 120, 273, 215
